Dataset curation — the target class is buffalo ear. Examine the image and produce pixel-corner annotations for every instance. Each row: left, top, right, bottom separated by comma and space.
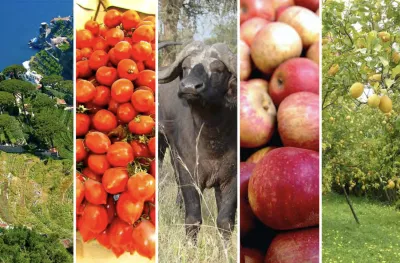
225, 74, 237, 109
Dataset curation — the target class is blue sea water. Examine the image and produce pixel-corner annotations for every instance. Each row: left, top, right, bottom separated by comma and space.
0, 0, 72, 71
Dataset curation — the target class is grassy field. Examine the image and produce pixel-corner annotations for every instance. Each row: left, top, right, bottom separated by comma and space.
323, 193, 400, 263
158, 151, 237, 263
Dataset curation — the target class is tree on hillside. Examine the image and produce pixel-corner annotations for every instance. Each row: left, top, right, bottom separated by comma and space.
0, 91, 15, 113
40, 75, 63, 89
31, 108, 64, 148
30, 93, 56, 111
0, 114, 25, 144
2, 64, 27, 79
322, 0, 400, 202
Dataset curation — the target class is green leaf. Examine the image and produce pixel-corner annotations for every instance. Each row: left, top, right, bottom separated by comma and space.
391, 65, 400, 78
373, 44, 382, 52
385, 78, 395, 89
379, 56, 389, 67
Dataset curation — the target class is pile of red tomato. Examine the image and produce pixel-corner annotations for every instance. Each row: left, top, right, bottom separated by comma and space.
75, 9, 156, 259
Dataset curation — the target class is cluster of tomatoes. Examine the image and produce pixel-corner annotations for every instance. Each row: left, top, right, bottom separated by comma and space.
75, 9, 156, 259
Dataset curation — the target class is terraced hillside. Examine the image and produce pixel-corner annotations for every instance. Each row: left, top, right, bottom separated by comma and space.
0, 152, 72, 239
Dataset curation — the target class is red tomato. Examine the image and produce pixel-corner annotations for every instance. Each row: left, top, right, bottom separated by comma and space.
96, 66, 118, 86
131, 89, 154, 112
76, 60, 93, 79
104, 9, 122, 28
76, 79, 96, 103
149, 159, 156, 177
131, 41, 152, 61
76, 179, 85, 210
85, 20, 100, 36
102, 167, 129, 194
82, 167, 102, 182
128, 115, 155, 135
135, 70, 155, 93
144, 51, 155, 70
105, 28, 124, 46
80, 47, 93, 59
117, 59, 138, 81
79, 220, 97, 242
106, 142, 134, 167
106, 195, 116, 224
84, 179, 108, 205
147, 137, 155, 157
117, 102, 137, 123
121, 10, 140, 30
136, 61, 145, 72
76, 113, 90, 137
87, 154, 110, 175
76, 139, 88, 163
132, 25, 155, 43
89, 50, 109, 70
108, 217, 133, 250
131, 219, 155, 259
99, 24, 108, 38
92, 109, 118, 133
111, 79, 134, 103
97, 229, 111, 249
108, 48, 121, 66
77, 29, 94, 49
108, 99, 120, 114
81, 203, 108, 233
114, 41, 132, 61
92, 85, 111, 106
149, 205, 155, 225
130, 140, 151, 158
85, 131, 111, 154
92, 37, 109, 52
127, 172, 155, 202
116, 192, 144, 224
76, 49, 83, 62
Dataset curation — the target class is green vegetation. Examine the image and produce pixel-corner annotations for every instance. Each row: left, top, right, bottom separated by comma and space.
30, 50, 63, 76
159, 151, 237, 263
52, 20, 73, 41
0, 226, 72, 262
323, 193, 400, 262
2, 65, 27, 79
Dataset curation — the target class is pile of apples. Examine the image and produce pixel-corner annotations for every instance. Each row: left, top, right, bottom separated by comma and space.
240, 0, 320, 262
75, 9, 156, 259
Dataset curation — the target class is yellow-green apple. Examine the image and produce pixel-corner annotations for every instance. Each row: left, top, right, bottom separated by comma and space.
294, 0, 319, 12
247, 78, 268, 90
240, 81, 276, 148
240, 17, 269, 46
240, 40, 252, 81
278, 91, 319, 151
269, 58, 319, 105
278, 6, 320, 48
307, 41, 319, 64
240, 0, 275, 24
265, 228, 319, 263
251, 22, 302, 74
246, 146, 277, 164
240, 162, 257, 236
278, 92, 319, 151
248, 147, 319, 230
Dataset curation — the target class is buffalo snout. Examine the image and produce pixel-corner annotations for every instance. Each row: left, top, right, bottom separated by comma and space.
179, 77, 205, 97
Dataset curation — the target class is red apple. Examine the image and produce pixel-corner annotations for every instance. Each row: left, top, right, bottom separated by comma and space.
241, 247, 264, 263
240, 0, 275, 24
294, 0, 319, 12
240, 18, 269, 46
265, 228, 319, 263
240, 40, 252, 81
269, 58, 319, 106
277, 92, 319, 151
248, 147, 319, 230
251, 22, 302, 74
278, 6, 320, 48
273, 0, 295, 9
240, 162, 257, 236
307, 41, 319, 64
240, 82, 276, 148
275, 5, 290, 20
246, 146, 277, 164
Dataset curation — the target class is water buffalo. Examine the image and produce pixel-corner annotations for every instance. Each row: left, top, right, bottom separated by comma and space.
158, 41, 237, 242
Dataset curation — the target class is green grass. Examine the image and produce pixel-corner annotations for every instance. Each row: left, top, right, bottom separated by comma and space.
323, 193, 400, 263
158, 150, 237, 263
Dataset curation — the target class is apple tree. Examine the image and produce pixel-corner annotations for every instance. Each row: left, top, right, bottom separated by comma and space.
322, 0, 400, 203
